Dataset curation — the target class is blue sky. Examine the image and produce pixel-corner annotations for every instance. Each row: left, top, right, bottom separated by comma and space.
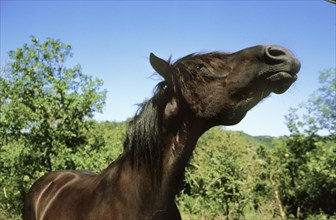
1, 1, 335, 136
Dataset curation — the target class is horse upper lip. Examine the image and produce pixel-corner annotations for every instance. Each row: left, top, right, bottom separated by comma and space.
261, 63, 300, 81
260, 57, 301, 80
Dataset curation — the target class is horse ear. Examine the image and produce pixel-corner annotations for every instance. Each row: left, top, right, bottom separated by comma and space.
150, 53, 171, 82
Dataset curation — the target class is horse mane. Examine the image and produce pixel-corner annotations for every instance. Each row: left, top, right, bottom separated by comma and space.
123, 80, 174, 186
122, 54, 199, 186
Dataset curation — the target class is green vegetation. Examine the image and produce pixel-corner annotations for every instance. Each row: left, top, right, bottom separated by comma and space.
0, 37, 107, 215
1, 38, 335, 219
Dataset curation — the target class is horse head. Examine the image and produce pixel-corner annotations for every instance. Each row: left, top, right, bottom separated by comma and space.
150, 45, 300, 126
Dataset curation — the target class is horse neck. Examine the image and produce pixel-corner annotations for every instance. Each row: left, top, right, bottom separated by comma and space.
150, 94, 211, 204
96, 97, 209, 210
160, 115, 208, 198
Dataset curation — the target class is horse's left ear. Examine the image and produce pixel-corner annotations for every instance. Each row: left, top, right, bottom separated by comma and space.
150, 53, 171, 82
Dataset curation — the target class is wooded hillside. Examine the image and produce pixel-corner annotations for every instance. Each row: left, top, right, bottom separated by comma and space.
1, 120, 335, 219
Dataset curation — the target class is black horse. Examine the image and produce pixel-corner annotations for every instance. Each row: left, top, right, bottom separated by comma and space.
23, 45, 300, 220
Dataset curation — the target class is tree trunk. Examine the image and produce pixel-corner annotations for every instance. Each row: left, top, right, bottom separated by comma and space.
274, 189, 287, 220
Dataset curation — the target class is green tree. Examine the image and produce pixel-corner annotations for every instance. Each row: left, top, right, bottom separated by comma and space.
279, 68, 336, 219
177, 128, 258, 219
253, 140, 290, 220
286, 68, 336, 136
0, 37, 106, 213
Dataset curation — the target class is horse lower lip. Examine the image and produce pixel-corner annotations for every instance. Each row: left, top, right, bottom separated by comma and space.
266, 72, 297, 94
267, 72, 295, 82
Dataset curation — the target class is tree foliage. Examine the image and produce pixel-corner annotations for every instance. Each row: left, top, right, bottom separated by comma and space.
177, 129, 257, 219
285, 136, 335, 217
0, 37, 106, 213
286, 68, 336, 136
279, 68, 336, 219
0, 37, 106, 145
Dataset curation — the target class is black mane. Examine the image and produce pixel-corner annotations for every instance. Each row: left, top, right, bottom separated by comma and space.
123, 81, 173, 186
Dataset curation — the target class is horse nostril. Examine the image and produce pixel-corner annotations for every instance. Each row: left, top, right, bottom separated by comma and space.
267, 46, 287, 57
265, 46, 289, 65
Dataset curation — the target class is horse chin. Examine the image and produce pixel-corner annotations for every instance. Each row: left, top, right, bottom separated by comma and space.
272, 84, 293, 94
217, 113, 246, 126
216, 103, 258, 126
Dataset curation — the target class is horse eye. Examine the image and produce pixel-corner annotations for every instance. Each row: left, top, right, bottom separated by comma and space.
195, 64, 206, 71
